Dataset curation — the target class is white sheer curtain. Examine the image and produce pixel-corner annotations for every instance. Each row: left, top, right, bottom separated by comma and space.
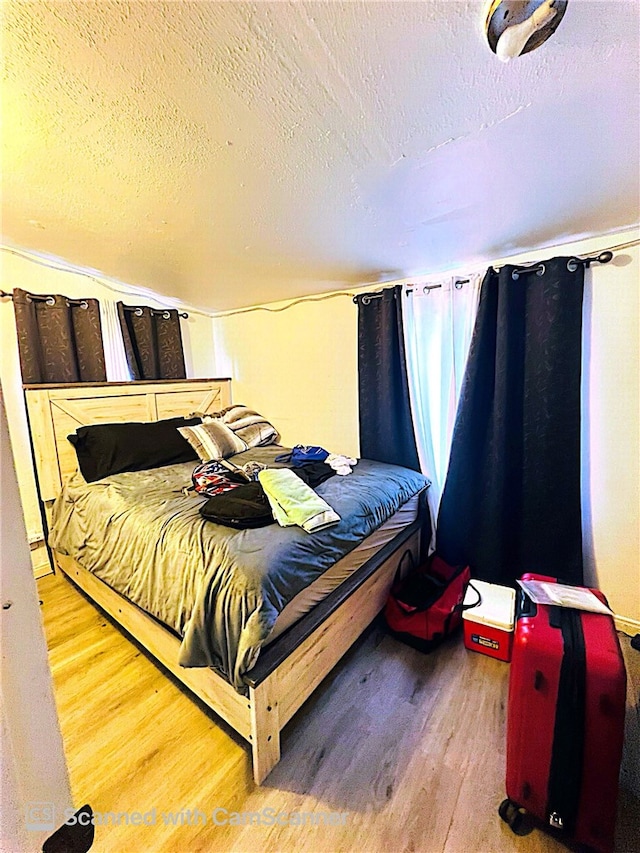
403, 274, 482, 544
99, 299, 132, 381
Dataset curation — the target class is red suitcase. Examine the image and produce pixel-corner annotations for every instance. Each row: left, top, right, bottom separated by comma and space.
500, 573, 627, 852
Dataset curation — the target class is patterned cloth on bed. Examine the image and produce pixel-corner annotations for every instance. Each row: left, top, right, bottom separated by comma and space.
48, 445, 429, 690
207, 405, 280, 449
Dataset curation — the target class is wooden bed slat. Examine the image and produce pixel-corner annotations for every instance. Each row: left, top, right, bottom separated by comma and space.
26, 391, 62, 499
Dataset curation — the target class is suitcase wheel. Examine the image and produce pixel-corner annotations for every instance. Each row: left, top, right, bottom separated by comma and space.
498, 799, 531, 835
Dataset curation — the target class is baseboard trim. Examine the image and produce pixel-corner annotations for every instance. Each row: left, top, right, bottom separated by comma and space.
34, 563, 54, 579
31, 541, 53, 579
614, 614, 640, 637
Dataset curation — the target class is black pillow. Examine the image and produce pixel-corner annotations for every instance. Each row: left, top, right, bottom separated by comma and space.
68, 417, 201, 482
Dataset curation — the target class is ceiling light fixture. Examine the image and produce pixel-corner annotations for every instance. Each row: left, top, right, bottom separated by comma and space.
484, 0, 568, 62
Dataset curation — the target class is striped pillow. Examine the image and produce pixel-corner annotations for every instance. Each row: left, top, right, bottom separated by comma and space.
210, 405, 279, 448
186, 405, 279, 448
178, 420, 247, 462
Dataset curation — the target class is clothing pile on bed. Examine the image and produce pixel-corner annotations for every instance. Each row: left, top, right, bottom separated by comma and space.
177, 409, 361, 533
189, 439, 357, 533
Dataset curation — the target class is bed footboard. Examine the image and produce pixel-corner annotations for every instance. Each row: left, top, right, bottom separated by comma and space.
53, 520, 422, 785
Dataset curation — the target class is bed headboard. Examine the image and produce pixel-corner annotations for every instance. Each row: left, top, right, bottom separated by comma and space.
24, 378, 232, 504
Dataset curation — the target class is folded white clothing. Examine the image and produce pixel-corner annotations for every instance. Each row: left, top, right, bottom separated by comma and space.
325, 453, 358, 476
258, 468, 341, 533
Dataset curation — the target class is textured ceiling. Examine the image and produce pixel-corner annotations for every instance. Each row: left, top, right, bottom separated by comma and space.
2, 1, 639, 311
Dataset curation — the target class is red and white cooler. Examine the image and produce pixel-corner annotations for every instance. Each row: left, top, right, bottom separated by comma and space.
462, 580, 515, 662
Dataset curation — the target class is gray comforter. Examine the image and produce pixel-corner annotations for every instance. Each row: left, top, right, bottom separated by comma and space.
49, 447, 428, 689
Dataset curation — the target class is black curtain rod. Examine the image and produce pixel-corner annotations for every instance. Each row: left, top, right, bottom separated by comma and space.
353, 291, 382, 304
402, 250, 615, 295
510, 251, 613, 280
359, 277, 472, 301
0, 291, 188, 319
121, 304, 189, 319
0, 290, 89, 308
405, 278, 470, 296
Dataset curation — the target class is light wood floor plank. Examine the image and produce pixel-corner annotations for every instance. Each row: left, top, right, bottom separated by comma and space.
37, 572, 639, 853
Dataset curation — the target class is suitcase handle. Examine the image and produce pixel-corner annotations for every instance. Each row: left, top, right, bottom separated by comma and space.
516, 587, 537, 619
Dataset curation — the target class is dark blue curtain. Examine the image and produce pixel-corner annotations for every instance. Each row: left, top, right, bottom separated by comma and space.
356, 286, 420, 471
436, 257, 585, 586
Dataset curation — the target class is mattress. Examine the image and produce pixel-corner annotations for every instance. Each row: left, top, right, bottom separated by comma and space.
266, 493, 419, 643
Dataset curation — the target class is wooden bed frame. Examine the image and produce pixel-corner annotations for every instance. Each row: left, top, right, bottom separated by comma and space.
25, 379, 426, 785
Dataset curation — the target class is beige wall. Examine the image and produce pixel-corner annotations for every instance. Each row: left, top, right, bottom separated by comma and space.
0, 247, 216, 544
213, 229, 640, 629
213, 293, 359, 457
579, 234, 640, 632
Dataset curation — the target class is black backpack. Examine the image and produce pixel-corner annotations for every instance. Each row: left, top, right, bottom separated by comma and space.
199, 482, 274, 529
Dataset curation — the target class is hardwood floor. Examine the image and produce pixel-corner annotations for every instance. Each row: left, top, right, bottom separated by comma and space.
37, 572, 640, 853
